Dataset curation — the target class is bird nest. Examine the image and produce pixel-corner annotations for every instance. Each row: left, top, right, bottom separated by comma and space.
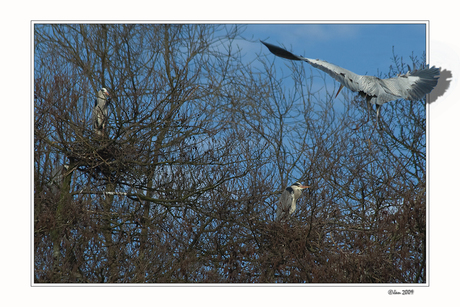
66, 138, 130, 182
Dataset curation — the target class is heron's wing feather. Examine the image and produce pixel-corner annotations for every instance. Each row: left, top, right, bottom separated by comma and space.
303, 60, 440, 105
261, 41, 366, 94
261, 41, 304, 61
379, 67, 440, 102
303, 59, 386, 99
92, 99, 99, 125
93, 96, 108, 128
276, 190, 295, 221
303, 58, 364, 93
262, 41, 440, 104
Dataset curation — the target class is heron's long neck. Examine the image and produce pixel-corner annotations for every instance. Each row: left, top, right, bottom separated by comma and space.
293, 188, 302, 200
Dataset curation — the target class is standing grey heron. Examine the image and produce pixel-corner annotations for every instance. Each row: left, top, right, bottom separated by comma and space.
261, 41, 440, 126
47, 164, 70, 194
276, 182, 310, 222
92, 88, 110, 136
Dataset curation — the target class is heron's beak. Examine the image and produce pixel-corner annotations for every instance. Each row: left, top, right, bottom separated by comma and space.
335, 84, 344, 98
300, 185, 310, 189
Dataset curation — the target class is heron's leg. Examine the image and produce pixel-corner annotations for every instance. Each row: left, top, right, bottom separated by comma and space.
369, 104, 382, 135
366, 97, 372, 123
375, 104, 382, 129
352, 95, 372, 130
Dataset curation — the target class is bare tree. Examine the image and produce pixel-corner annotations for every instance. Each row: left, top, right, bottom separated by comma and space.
34, 24, 426, 283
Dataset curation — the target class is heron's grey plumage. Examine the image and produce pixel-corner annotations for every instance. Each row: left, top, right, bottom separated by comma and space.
261, 41, 440, 122
47, 164, 70, 194
93, 88, 110, 136
276, 182, 309, 222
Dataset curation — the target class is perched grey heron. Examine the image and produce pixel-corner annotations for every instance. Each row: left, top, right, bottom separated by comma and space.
261, 41, 440, 126
92, 88, 110, 136
47, 164, 70, 194
276, 182, 310, 222
49, 164, 69, 185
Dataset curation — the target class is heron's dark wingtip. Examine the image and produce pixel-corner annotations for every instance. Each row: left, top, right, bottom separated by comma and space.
261, 41, 303, 61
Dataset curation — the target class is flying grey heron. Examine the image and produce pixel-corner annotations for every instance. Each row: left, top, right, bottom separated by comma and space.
276, 182, 310, 222
92, 88, 110, 136
261, 41, 440, 126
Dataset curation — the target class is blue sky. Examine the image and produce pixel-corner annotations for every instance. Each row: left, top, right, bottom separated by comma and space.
238, 23, 427, 77
216, 23, 428, 111
201, 23, 428, 187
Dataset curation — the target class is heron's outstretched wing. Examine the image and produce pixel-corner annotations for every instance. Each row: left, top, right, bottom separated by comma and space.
377, 67, 440, 103
262, 41, 364, 93
261, 41, 306, 61
262, 41, 440, 104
